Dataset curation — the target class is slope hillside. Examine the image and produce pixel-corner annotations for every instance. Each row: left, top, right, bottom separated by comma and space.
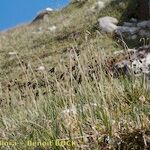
0, 0, 150, 149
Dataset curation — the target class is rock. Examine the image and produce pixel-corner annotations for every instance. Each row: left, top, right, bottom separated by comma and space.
130, 18, 137, 23
137, 20, 150, 28
8, 51, 18, 55
88, 1, 106, 15
98, 16, 118, 33
123, 22, 136, 27
118, 2, 126, 9
45, 7, 53, 12
99, 16, 118, 25
36, 66, 45, 71
131, 59, 144, 74
138, 29, 150, 37
128, 35, 138, 40
116, 26, 139, 35
96, 1, 105, 9
99, 16, 150, 41
110, 47, 150, 77
48, 25, 57, 32
62, 105, 77, 115
131, 35, 138, 40
91, 1, 105, 11
141, 54, 150, 73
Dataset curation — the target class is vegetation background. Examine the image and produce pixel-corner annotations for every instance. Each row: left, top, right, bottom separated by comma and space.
0, 0, 150, 149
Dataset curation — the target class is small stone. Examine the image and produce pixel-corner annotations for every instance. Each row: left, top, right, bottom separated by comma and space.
93, 1, 105, 10
45, 7, 53, 12
48, 26, 57, 32
98, 16, 118, 33
8, 51, 18, 55
130, 18, 137, 23
62, 105, 77, 115
37, 66, 45, 71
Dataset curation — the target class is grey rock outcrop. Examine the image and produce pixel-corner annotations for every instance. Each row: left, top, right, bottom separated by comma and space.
98, 16, 150, 40
109, 46, 150, 77
116, 26, 140, 35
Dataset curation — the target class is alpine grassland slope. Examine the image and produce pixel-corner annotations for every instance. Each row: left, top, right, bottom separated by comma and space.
0, 0, 149, 149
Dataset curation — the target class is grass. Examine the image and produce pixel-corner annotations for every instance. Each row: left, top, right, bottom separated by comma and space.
0, 0, 150, 149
